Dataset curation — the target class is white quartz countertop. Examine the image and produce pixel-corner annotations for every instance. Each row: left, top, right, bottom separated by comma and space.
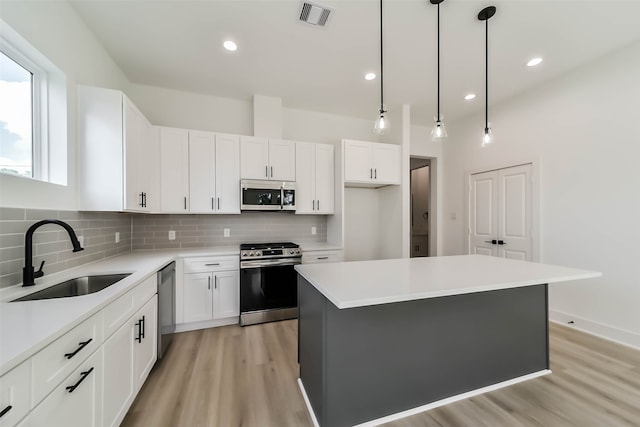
295, 255, 601, 309
300, 243, 343, 252
0, 247, 240, 375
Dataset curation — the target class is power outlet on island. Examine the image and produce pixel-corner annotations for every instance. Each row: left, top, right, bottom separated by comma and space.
115, 232, 120, 243
224, 228, 230, 237
311, 226, 317, 235
168, 230, 176, 240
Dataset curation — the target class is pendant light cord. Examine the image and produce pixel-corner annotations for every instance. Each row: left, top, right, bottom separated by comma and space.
437, 2, 440, 120
485, 18, 488, 130
379, 0, 384, 114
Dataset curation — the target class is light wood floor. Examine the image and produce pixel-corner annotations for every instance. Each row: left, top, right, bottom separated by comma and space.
122, 321, 640, 427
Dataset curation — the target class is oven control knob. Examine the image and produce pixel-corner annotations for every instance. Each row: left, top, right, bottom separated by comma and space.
241, 252, 247, 257
250, 251, 256, 256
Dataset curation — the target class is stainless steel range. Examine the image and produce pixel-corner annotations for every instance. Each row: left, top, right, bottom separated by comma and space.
239, 242, 302, 326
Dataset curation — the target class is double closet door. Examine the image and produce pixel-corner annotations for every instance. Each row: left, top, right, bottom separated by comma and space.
468, 163, 534, 261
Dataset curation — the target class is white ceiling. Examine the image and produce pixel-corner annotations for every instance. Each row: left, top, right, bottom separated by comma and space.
70, 0, 640, 126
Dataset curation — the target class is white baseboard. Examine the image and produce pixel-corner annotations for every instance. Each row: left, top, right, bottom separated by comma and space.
298, 370, 550, 427
549, 309, 640, 351
174, 316, 239, 333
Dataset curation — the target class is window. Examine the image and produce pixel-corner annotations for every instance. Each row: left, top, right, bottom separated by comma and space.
0, 50, 36, 177
0, 20, 66, 186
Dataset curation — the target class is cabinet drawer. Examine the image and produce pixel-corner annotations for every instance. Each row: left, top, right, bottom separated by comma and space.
20, 348, 102, 427
31, 312, 102, 407
183, 256, 238, 273
0, 360, 30, 427
302, 250, 344, 264
103, 275, 157, 339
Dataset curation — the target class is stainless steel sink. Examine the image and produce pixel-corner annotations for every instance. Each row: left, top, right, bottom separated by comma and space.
13, 273, 131, 302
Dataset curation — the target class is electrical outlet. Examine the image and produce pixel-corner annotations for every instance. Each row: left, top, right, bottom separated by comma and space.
311, 226, 317, 235
115, 232, 120, 243
168, 230, 176, 240
224, 228, 230, 237
78, 236, 84, 247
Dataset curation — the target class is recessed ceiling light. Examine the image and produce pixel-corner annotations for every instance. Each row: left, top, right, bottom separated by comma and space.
527, 57, 543, 67
365, 72, 376, 81
464, 93, 476, 101
223, 40, 237, 52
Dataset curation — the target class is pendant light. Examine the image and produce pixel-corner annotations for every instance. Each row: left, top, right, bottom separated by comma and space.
430, 0, 447, 141
373, 0, 389, 134
478, 6, 496, 146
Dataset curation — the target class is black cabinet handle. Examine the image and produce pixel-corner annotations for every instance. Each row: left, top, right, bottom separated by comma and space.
143, 192, 147, 208
265, 165, 268, 177
64, 338, 93, 359
498, 240, 506, 245
135, 319, 142, 343
317, 256, 329, 260
217, 197, 220, 210
485, 240, 497, 245
184, 196, 187, 210
271, 166, 273, 177
66, 367, 94, 393
374, 169, 377, 179
141, 315, 145, 339
370, 168, 373, 179
317, 200, 320, 210
211, 197, 214, 210
139, 192, 144, 207
0, 405, 12, 418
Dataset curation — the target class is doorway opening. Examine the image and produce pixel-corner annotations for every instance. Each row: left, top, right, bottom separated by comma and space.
410, 157, 433, 257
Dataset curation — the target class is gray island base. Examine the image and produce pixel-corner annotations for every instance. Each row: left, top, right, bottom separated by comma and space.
297, 276, 550, 426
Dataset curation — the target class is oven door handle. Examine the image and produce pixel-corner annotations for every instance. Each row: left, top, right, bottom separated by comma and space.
241, 259, 301, 269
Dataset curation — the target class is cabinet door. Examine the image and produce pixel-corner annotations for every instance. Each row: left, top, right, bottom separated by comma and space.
133, 296, 157, 390
0, 360, 30, 427
314, 143, 334, 214
123, 97, 145, 211
344, 140, 373, 182
19, 349, 102, 427
183, 273, 214, 323
268, 139, 296, 181
372, 142, 400, 184
215, 133, 241, 213
160, 127, 190, 212
140, 123, 160, 212
240, 136, 269, 179
102, 316, 135, 427
213, 270, 239, 319
189, 130, 216, 213
295, 142, 315, 214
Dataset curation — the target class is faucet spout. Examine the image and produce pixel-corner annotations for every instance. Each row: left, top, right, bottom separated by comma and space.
22, 219, 84, 287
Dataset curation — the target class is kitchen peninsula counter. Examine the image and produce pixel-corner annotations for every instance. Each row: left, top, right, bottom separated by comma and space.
295, 255, 600, 427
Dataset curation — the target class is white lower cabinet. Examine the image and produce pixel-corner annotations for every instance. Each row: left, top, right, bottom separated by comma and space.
302, 250, 344, 264
103, 295, 157, 427
182, 256, 239, 327
6, 275, 158, 427
0, 360, 30, 427
18, 348, 103, 427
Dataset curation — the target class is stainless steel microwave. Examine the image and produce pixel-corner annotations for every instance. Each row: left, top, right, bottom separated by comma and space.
240, 180, 296, 211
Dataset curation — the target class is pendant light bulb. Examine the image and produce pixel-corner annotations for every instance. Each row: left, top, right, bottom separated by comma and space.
431, 115, 448, 141
373, 108, 389, 135
482, 126, 494, 146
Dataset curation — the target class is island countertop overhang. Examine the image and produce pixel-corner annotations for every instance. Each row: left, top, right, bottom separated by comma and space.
295, 254, 601, 310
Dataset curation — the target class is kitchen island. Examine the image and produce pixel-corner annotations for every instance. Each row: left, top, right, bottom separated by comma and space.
295, 255, 600, 427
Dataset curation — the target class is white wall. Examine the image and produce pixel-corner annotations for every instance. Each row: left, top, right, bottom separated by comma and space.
0, 1, 128, 210
443, 41, 640, 348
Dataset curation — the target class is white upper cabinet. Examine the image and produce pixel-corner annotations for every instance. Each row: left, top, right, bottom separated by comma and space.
78, 86, 158, 212
214, 133, 241, 213
296, 142, 334, 214
188, 130, 216, 214
159, 127, 190, 213
240, 136, 295, 181
344, 139, 400, 187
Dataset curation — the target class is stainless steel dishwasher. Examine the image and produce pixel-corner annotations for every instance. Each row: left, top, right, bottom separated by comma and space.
157, 262, 176, 359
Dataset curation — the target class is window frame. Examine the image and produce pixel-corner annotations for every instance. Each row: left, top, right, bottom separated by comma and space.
1, 33, 50, 181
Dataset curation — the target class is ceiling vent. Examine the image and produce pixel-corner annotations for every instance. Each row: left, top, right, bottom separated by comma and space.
299, 1, 332, 27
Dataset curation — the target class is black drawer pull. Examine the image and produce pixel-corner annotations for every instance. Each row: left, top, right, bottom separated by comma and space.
64, 338, 93, 359
0, 405, 12, 418
141, 315, 145, 339
317, 256, 329, 260
135, 319, 142, 343
66, 367, 94, 393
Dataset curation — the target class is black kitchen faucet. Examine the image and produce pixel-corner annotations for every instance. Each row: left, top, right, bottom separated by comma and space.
22, 219, 84, 287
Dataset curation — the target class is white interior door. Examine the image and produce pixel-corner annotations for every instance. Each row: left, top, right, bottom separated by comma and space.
469, 170, 498, 257
468, 164, 533, 260
497, 164, 533, 260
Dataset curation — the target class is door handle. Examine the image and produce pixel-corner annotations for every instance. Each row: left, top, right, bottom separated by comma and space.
212, 197, 214, 210
141, 315, 145, 339
65, 367, 94, 393
485, 240, 497, 245
497, 240, 506, 245
374, 169, 377, 179
64, 339, 93, 359
370, 168, 373, 179
184, 196, 187, 210
208, 276, 211, 290
317, 200, 320, 210
217, 197, 220, 210
265, 165, 268, 177
271, 166, 273, 177
214, 276, 218, 289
